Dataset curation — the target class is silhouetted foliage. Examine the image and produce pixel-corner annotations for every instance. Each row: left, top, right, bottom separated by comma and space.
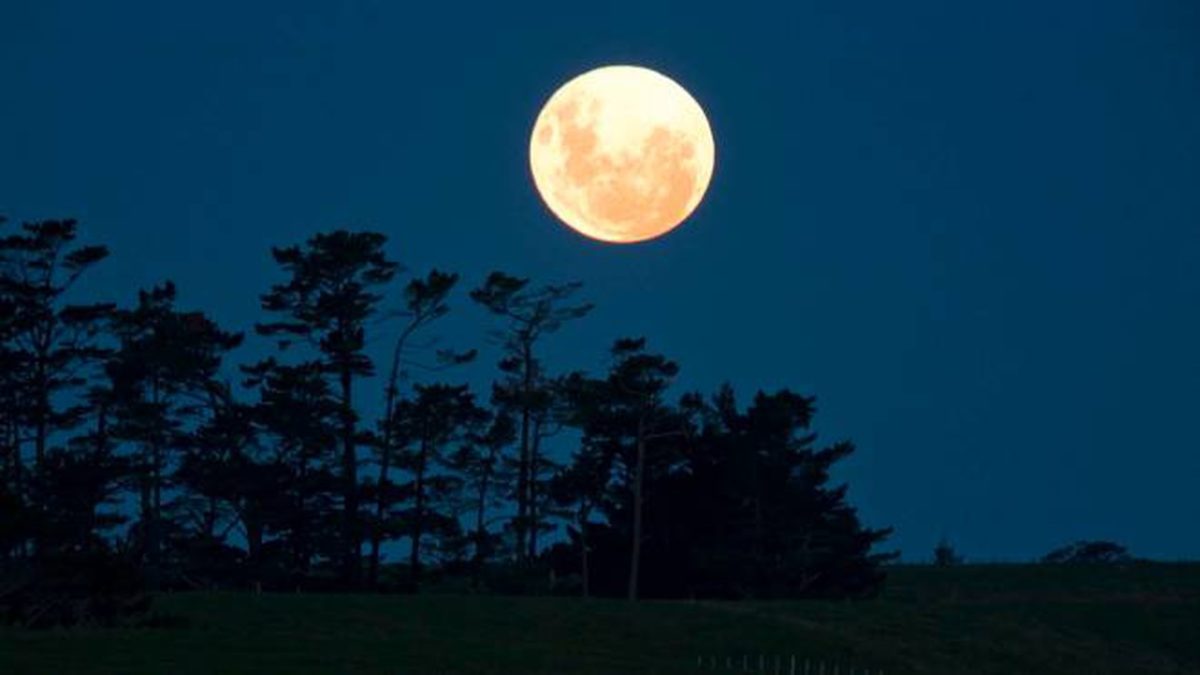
240, 359, 343, 588
0, 218, 147, 625
471, 272, 592, 564
551, 381, 896, 599
444, 412, 516, 589
0, 551, 149, 628
1042, 540, 1133, 565
257, 230, 399, 588
394, 383, 488, 587
0, 217, 894, 611
108, 282, 243, 589
934, 537, 964, 566
369, 269, 473, 588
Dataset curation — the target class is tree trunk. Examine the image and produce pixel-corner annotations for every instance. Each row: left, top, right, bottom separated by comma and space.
368, 443, 390, 588
472, 452, 492, 589
340, 364, 360, 589
370, 337, 406, 589
33, 357, 47, 471
628, 415, 646, 601
294, 456, 310, 579
527, 418, 543, 561
579, 507, 591, 600
409, 437, 428, 587
146, 377, 163, 591
245, 508, 264, 589
515, 341, 533, 564
149, 440, 163, 589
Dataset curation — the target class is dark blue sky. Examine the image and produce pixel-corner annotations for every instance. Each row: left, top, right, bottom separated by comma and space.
3, 0, 1198, 561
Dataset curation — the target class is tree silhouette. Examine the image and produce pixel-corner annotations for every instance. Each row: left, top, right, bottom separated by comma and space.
241, 359, 343, 587
551, 383, 895, 600
1042, 540, 1133, 565
257, 230, 399, 588
444, 411, 516, 588
0, 218, 897, 609
471, 272, 592, 564
933, 537, 963, 566
395, 383, 487, 587
677, 388, 894, 597
0, 219, 114, 558
107, 282, 242, 588
564, 338, 681, 600
548, 374, 616, 598
171, 388, 263, 588
369, 269, 472, 588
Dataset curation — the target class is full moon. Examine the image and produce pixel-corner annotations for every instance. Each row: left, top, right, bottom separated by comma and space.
529, 65, 715, 243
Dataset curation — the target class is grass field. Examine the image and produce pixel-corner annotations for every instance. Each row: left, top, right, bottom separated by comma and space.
2, 563, 1198, 674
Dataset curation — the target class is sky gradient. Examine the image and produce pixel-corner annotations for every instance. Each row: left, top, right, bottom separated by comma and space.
2, 0, 1198, 561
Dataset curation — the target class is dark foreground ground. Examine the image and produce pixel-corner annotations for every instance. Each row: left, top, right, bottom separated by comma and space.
2, 564, 1198, 675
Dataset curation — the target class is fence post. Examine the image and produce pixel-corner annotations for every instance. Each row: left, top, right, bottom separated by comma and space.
759, 654, 765, 672
775, 654, 781, 675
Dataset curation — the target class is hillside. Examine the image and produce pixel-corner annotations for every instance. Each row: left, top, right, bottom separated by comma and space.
3, 564, 1198, 674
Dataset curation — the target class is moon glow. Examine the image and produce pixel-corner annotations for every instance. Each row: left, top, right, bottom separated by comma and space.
529, 65, 715, 243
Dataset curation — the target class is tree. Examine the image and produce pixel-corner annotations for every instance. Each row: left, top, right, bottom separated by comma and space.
444, 412, 515, 588
471, 272, 592, 563
0, 225, 28, 564
552, 382, 896, 600
1042, 540, 1133, 565
241, 359, 343, 587
684, 387, 895, 598
933, 537, 963, 566
394, 383, 488, 587
605, 339, 682, 601
548, 382, 616, 598
36, 386, 129, 557
524, 373, 580, 560
564, 339, 680, 600
0, 220, 113, 517
257, 230, 399, 588
0, 218, 146, 627
171, 387, 263, 588
108, 282, 242, 589
369, 269, 473, 588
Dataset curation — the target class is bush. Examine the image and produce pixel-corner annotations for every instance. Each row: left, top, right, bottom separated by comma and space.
0, 551, 152, 628
933, 538, 964, 566
1042, 540, 1133, 565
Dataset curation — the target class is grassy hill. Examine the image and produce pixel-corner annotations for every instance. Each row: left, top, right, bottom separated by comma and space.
2, 563, 1198, 674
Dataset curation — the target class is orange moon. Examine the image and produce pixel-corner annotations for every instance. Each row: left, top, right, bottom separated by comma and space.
529, 65, 716, 243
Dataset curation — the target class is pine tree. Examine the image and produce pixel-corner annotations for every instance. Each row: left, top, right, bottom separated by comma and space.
470, 272, 591, 563
241, 359, 343, 586
444, 412, 515, 588
549, 383, 615, 598
369, 269, 473, 588
0, 219, 114, 526
673, 387, 895, 598
256, 230, 399, 588
108, 282, 242, 589
394, 383, 487, 587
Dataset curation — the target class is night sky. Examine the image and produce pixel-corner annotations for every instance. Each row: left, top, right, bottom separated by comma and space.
3, 0, 1198, 561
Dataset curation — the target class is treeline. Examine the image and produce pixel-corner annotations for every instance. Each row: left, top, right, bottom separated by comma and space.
0, 218, 893, 619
